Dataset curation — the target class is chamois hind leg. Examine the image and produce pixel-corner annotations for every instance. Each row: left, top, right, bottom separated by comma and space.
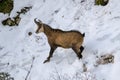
80, 46, 84, 54
72, 46, 82, 59
77, 46, 84, 59
43, 47, 57, 63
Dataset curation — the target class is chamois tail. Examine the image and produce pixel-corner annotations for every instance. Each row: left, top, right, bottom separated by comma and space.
82, 33, 85, 37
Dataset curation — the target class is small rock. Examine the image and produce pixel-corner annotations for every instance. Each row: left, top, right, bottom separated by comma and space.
28, 32, 32, 36
13, 15, 21, 26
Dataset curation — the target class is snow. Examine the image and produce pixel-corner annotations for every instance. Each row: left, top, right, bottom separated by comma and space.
0, 0, 120, 80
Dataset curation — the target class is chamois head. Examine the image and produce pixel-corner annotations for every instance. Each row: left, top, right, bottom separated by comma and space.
34, 18, 44, 34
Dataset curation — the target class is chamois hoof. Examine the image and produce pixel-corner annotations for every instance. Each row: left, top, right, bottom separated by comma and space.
78, 55, 83, 59
43, 59, 50, 63
77, 54, 83, 59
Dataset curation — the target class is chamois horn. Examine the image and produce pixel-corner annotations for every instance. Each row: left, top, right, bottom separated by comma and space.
34, 18, 42, 24
34, 18, 39, 24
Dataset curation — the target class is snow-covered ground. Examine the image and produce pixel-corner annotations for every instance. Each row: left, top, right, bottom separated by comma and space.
0, 0, 120, 80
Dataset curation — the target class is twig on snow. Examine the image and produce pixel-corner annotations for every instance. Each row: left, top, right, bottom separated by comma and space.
25, 56, 35, 80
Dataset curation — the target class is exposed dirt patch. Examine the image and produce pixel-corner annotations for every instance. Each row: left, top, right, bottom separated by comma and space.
95, 54, 114, 67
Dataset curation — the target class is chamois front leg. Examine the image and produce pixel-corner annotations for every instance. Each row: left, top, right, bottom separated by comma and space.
43, 46, 57, 63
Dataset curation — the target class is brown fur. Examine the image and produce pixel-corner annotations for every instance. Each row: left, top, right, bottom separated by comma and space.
34, 18, 85, 63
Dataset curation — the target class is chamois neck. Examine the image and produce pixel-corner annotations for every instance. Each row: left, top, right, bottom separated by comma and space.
43, 24, 53, 36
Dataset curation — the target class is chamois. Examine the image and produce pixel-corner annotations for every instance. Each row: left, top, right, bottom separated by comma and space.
34, 18, 85, 63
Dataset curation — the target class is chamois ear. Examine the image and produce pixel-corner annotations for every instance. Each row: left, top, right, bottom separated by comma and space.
38, 19, 42, 23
